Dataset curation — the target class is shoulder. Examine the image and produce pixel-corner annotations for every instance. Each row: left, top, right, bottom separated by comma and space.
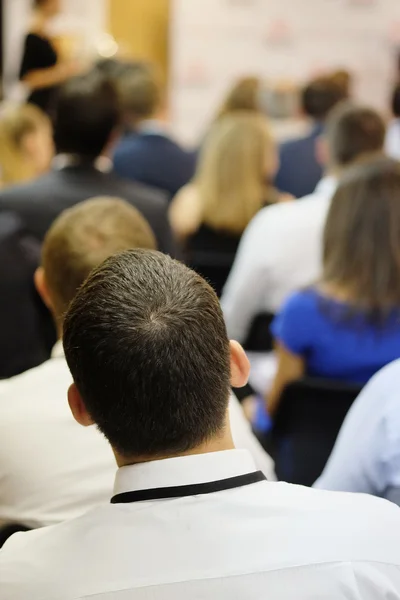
0, 358, 71, 418
111, 175, 168, 211
268, 482, 400, 563
0, 174, 51, 203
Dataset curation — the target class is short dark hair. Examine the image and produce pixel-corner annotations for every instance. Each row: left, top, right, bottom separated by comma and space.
53, 72, 120, 159
391, 81, 400, 118
323, 156, 400, 319
301, 76, 346, 120
63, 250, 231, 458
43, 198, 156, 324
326, 103, 385, 167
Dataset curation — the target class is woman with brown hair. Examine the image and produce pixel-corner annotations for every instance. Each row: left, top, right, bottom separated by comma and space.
267, 156, 400, 415
170, 111, 288, 295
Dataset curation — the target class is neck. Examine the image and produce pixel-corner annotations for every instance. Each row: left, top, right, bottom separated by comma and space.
115, 425, 235, 468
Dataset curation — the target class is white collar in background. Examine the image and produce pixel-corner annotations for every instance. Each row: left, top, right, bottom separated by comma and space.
136, 119, 171, 137
51, 340, 64, 359
114, 449, 256, 496
313, 175, 338, 199
52, 154, 113, 173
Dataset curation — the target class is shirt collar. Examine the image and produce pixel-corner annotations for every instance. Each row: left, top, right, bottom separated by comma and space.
314, 175, 338, 199
51, 340, 65, 359
136, 119, 171, 137
52, 154, 113, 173
113, 450, 257, 496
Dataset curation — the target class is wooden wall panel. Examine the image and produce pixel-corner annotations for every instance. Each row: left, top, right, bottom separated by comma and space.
109, 0, 169, 77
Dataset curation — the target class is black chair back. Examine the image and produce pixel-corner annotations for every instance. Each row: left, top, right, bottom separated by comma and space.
272, 377, 362, 486
243, 312, 275, 352
188, 251, 236, 298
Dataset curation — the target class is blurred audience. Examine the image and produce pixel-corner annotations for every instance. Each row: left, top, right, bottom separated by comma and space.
0, 103, 53, 187
222, 104, 386, 348
315, 358, 400, 504
20, 0, 81, 114
2, 250, 400, 599
112, 61, 195, 199
0, 212, 53, 379
275, 76, 346, 198
385, 81, 400, 160
0, 197, 157, 527
170, 112, 287, 296
268, 157, 400, 415
0, 72, 177, 256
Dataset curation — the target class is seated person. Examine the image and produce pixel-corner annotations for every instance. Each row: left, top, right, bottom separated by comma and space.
0, 71, 176, 256
170, 112, 287, 296
315, 358, 400, 504
267, 157, 400, 415
0, 212, 53, 379
112, 61, 195, 199
221, 104, 386, 347
385, 81, 400, 160
2, 249, 400, 599
0, 197, 157, 527
0, 103, 54, 187
274, 76, 346, 198
0, 198, 274, 528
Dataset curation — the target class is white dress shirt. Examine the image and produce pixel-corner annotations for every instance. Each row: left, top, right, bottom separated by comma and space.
0, 344, 274, 527
2, 449, 400, 599
385, 119, 400, 160
315, 359, 400, 502
221, 177, 337, 343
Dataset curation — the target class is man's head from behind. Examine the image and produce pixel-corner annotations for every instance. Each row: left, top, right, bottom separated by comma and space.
63, 250, 250, 463
301, 76, 346, 121
35, 198, 157, 330
53, 72, 120, 159
323, 103, 386, 170
113, 61, 163, 126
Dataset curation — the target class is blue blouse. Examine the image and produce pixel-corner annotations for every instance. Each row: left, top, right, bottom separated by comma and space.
271, 289, 400, 384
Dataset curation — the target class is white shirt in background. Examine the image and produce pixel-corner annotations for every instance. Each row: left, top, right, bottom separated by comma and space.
221, 177, 337, 343
0, 344, 275, 527
2, 450, 400, 599
385, 119, 400, 160
315, 359, 400, 503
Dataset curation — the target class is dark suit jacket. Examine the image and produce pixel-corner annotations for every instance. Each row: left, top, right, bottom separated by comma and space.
0, 165, 177, 256
0, 213, 55, 379
113, 132, 196, 200
274, 124, 324, 199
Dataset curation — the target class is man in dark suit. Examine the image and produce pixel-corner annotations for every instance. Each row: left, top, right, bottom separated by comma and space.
275, 76, 346, 198
0, 212, 54, 378
0, 72, 177, 256
112, 62, 195, 201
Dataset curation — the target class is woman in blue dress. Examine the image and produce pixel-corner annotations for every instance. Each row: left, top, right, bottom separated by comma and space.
268, 156, 400, 415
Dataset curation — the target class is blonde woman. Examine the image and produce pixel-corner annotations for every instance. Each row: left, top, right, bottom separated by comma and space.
0, 103, 54, 187
170, 112, 289, 295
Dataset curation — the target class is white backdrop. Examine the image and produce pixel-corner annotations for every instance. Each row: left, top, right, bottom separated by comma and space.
3, 0, 108, 99
170, 0, 400, 145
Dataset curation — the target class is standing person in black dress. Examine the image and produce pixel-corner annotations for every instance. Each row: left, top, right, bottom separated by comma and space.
20, 0, 80, 114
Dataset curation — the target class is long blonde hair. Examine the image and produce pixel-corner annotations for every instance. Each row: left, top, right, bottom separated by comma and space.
196, 112, 275, 235
0, 103, 51, 186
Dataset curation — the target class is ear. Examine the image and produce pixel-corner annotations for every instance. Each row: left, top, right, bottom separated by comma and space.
229, 340, 250, 389
68, 383, 95, 427
315, 135, 330, 167
34, 267, 53, 310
